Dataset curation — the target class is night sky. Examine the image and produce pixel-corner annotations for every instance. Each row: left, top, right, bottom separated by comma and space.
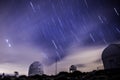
0, 0, 120, 75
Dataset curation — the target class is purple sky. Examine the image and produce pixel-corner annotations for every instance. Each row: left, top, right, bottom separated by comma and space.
0, 0, 120, 75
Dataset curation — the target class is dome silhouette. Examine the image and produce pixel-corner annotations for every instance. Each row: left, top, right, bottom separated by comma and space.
69, 65, 77, 73
28, 61, 44, 76
102, 44, 120, 69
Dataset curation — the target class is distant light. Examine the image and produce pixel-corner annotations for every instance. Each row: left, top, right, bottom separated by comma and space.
5, 39, 9, 43
8, 44, 12, 48
5, 39, 12, 48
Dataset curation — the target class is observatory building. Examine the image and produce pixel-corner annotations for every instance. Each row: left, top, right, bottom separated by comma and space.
28, 61, 44, 76
69, 65, 77, 73
102, 44, 120, 69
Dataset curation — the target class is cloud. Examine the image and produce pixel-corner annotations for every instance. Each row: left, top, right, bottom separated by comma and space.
43, 46, 105, 75
75, 64, 86, 68
93, 58, 102, 64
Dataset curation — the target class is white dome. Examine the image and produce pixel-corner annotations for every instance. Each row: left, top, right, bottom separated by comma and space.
102, 44, 120, 69
102, 44, 120, 59
69, 65, 77, 72
28, 61, 44, 76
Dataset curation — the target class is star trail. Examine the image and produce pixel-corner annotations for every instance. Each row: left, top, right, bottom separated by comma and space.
0, 0, 120, 75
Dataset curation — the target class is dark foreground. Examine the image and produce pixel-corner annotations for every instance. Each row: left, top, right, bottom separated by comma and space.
0, 69, 120, 80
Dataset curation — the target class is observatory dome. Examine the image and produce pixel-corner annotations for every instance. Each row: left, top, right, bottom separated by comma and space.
69, 65, 77, 73
102, 44, 120, 69
28, 61, 44, 76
